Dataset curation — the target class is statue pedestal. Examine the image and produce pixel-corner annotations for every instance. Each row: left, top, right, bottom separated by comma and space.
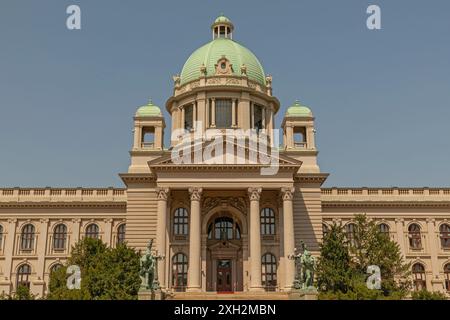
287, 288, 319, 300
138, 289, 166, 300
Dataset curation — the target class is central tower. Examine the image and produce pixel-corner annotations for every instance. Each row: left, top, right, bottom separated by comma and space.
166, 15, 280, 146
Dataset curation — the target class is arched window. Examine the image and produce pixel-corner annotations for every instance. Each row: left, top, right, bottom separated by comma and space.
21, 224, 35, 250
117, 224, 126, 245
53, 224, 67, 250
0, 224, 3, 250
16, 264, 31, 289
260, 208, 275, 235
408, 224, 422, 249
172, 253, 188, 292
85, 223, 99, 239
444, 263, 450, 292
50, 264, 63, 274
173, 208, 188, 236
379, 223, 390, 236
345, 223, 357, 247
262, 253, 277, 291
412, 263, 426, 291
440, 224, 450, 249
322, 224, 329, 239
207, 217, 241, 240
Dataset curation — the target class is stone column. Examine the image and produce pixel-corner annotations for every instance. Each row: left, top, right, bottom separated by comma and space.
426, 218, 442, 291
103, 219, 113, 246
211, 98, 216, 128
248, 187, 263, 291
187, 187, 203, 292
281, 187, 296, 290
35, 219, 49, 296
181, 106, 185, 130
156, 188, 169, 289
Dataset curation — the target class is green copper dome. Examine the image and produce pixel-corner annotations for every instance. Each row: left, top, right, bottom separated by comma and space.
286, 101, 313, 117
179, 16, 266, 86
135, 99, 162, 117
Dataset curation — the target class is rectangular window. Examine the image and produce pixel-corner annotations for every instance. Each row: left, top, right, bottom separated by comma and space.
184, 105, 193, 131
253, 104, 263, 131
215, 99, 232, 128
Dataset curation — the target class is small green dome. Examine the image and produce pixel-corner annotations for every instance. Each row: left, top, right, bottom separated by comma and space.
214, 14, 231, 24
286, 100, 313, 117
135, 99, 162, 117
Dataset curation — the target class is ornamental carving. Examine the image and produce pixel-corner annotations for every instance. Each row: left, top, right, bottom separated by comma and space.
206, 78, 221, 85
248, 187, 262, 201
156, 188, 169, 201
281, 187, 295, 201
189, 187, 203, 201
202, 196, 248, 215
215, 56, 233, 75
226, 78, 240, 85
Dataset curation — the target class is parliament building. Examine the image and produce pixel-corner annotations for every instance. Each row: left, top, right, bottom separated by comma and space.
0, 16, 449, 299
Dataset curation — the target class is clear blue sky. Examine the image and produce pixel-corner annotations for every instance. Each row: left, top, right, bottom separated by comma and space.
1, 0, 449, 188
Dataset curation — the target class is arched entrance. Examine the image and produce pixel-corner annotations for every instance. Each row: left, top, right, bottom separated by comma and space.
203, 207, 246, 292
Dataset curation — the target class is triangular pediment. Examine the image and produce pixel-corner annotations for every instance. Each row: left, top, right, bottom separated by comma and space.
148, 137, 302, 171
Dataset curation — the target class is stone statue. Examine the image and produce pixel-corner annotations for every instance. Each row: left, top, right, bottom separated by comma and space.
300, 241, 316, 290
288, 247, 303, 290
140, 239, 157, 291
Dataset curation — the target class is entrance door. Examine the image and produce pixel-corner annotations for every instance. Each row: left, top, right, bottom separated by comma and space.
216, 260, 232, 292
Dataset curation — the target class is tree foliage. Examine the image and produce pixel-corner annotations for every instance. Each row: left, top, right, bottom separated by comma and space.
47, 238, 141, 300
317, 214, 412, 300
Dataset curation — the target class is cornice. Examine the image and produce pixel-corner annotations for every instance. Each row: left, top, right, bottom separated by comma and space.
322, 201, 450, 209
294, 173, 329, 186
0, 202, 127, 209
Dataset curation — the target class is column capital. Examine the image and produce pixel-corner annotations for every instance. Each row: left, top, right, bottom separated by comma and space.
189, 187, 203, 201
156, 187, 170, 201
281, 187, 295, 201
248, 187, 262, 201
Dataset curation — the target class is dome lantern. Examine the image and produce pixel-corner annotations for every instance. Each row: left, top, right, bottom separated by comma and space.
211, 14, 234, 40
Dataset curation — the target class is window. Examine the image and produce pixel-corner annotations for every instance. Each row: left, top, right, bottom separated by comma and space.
214, 217, 233, 240
207, 217, 241, 240
117, 224, 126, 245
172, 253, 188, 292
379, 223, 390, 236
141, 127, 155, 149
262, 253, 277, 291
85, 224, 99, 239
21, 224, 35, 250
16, 264, 31, 289
53, 224, 67, 250
184, 105, 194, 131
345, 223, 357, 247
408, 224, 422, 249
412, 263, 426, 291
0, 224, 3, 250
261, 208, 275, 235
215, 99, 232, 128
253, 104, 263, 132
440, 224, 450, 249
293, 127, 306, 148
445, 264, 450, 292
322, 224, 329, 239
173, 208, 188, 235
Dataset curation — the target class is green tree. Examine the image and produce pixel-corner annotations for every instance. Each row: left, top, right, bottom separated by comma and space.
317, 214, 411, 300
316, 223, 352, 293
411, 289, 447, 300
0, 285, 36, 300
47, 238, 141, 300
